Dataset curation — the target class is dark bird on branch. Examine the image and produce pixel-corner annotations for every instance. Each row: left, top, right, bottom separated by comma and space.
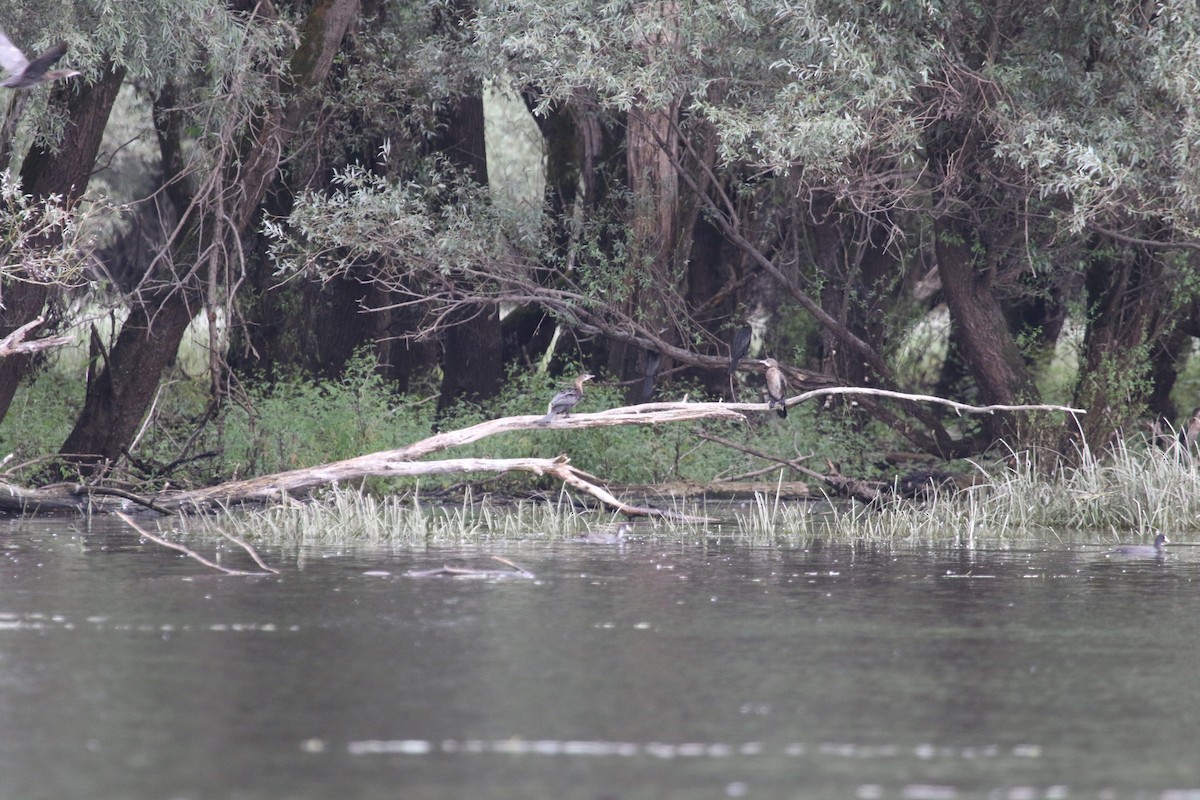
541, 373, 594, 424
640, 350, 661, 401
0, 31, 79, 89
761, 358, 788, 418
728, 325, 752, 374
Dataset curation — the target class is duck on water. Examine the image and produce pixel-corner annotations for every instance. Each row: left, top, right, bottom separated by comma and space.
1108, 532, 1169, 557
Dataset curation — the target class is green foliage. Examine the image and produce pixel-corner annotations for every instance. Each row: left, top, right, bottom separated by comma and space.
0, 171, 98, 290
0, 370, 83, 465
265, 155, 543, 299
216, 351, 421, 478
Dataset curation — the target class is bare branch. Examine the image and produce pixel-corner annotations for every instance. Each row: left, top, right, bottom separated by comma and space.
0, 316, 72, 358
116, 512, 275, 576
6, 388, 1083, 517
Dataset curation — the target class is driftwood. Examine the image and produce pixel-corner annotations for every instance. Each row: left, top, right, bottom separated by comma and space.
404, 555, 535, 580
116, 512, 280, 576
0, 389, 1084, 518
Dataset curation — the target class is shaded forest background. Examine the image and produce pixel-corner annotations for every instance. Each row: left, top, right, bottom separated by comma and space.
1, 0, 1199, 489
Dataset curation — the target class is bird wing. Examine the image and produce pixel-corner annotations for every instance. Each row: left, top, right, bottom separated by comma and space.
22, 42, 68, 79
0, 30, 29, 75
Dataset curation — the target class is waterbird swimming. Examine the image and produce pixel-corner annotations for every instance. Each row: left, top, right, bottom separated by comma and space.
576, 522, 633, 544
541, 373, 594, 424
1109, 532, 1169, 557
0, 30, 79, 89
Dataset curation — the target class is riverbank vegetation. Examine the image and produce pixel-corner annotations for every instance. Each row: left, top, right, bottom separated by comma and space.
1, 2, 1200, 521
187, 436, 1200, 549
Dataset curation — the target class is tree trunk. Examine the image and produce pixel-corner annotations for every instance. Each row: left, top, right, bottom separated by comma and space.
434, 2, 503, 413
432, 92, 503, 412
1071, 246, 1173, 452
58, 0, 360, 473
58, 292, 196, 467
605, 2, 692, 396
934, 214, 1039, 443
524, 90, 622, 378
811, 203, 900, 388
0, 62, 126, 422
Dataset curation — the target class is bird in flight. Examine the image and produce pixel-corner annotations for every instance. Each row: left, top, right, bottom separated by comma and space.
0, 30, 79, 89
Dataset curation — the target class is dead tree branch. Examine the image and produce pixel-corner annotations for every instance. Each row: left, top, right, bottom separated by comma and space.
0, 316, 72, 358
117, 512, 278, 575
2, 389, 1082, 517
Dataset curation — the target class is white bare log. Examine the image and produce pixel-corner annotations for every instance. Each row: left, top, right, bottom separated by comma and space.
6, 386, 1084, 517
0, 316, 73, 358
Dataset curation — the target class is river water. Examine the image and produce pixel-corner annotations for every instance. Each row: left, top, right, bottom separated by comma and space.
2, 515, 1199, 800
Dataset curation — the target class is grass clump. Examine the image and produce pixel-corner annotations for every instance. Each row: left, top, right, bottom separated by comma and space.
734, 437, 1200, 546
188, 431, 1200, 551
195, 487, 666, 548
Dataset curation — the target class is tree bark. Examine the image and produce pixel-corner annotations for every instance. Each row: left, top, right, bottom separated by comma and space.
58, 0, 360, 471
434, 89, 504, 412
0, 62, 126, 422
934, 214, 1040, 444
1071, 245, 1173, 451
433, 1, 503, 413
58, 291, 197, 467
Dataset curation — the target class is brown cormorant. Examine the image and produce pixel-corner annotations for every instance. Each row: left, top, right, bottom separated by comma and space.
0, 31, 79, 89
541, 373, 594, 424
761, 358, 788, 418
1180, 407, 1200, 451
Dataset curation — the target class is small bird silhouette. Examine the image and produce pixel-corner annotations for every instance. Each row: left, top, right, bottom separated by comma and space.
0, 30, 79, 89
727, 325, 752, 374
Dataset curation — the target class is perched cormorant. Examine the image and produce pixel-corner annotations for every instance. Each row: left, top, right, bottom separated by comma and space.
727, 325, 752, 374
0, 31, 79, 89
541, 373, 594, 424
1180, 407, 1200, 451
761, 358, 788, 418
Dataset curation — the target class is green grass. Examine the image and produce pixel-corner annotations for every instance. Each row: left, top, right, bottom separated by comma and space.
10, 325, 1200, 553
192, 487, 658, 548
1, 345, 887, 497
185, 434, 1200, 549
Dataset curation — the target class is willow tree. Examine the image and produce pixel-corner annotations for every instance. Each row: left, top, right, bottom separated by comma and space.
258, 0, 1200, 462
472, 0, 1200, 454
21, 0, 360, 473
0, 11, 126, 422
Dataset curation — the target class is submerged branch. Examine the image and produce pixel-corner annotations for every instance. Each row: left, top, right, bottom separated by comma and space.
116, 512, 276, 576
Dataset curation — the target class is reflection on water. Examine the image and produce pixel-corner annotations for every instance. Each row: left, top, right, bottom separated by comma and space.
3, 515, 1200, 799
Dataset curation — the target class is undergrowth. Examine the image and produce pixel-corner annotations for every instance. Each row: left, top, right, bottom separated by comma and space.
190, 437, 1200, 549
9, 348, 1200, 548
0, 350, 886, 492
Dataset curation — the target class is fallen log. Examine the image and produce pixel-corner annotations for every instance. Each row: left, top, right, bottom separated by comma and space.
0, 391, 1083, 518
